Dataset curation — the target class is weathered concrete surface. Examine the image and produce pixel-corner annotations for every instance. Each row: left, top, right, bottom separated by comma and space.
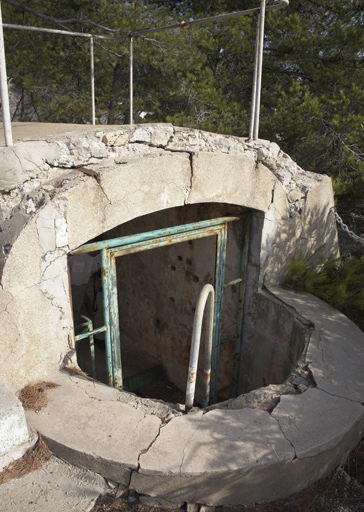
0, 123, 339, 392
240, 290, 311, 392
0, 378, 37, 471
272, 388, 364, 459
268, 287, 364, 403
26, 371, 162, 484
131, 408, 295, 505
0, 456, 108, 512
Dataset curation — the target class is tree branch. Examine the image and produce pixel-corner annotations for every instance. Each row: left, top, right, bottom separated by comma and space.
2, 0, 129, 34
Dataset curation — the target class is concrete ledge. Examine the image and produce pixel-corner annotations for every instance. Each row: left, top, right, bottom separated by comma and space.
0, 378, 37, 471
25, 289, 364, 505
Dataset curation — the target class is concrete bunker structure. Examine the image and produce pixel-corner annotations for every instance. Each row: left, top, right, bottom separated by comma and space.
1, 123, 364, 504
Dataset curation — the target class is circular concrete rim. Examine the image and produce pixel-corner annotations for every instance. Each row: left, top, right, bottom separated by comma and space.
25, 287, 364, 506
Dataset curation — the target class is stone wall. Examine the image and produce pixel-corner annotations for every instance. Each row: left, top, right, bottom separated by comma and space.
0, 123, 339, 392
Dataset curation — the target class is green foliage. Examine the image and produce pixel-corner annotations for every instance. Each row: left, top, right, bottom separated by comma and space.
2, 0, 363, 200
286, 252, 364, 331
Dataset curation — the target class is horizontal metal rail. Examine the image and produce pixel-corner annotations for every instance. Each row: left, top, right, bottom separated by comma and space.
74, 325, 107, 342
130, 0, 289, 36
1, 0, 289, 145
3, 23, 113, 39
224, 277, 243, 288
219, 333, 238, 345
71, 217, 238, 254
74, 315, 100, 378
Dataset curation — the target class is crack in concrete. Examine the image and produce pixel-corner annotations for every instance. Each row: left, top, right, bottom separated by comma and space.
179, 413, 204, 476
10, 148, 25, 173
184, 152, 194, 205
271, 414, 297, 460
136, 415, 163, 473
96, 179, 112, 205
67, 375, 105, 402
317, 330, 326, 362
316, 386, 364, 406
40, 254, 66, 281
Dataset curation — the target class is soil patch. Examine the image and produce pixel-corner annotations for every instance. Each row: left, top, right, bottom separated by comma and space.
0, 436, 51, 485
18, 381, 60, 411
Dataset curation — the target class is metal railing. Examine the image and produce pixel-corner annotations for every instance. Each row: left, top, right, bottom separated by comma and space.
0, 0, 289, 146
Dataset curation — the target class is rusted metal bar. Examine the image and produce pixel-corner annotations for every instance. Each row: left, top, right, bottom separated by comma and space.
75, 325, 106, 342
219, 333, 238, 345
109, 254, 123, 388
101, 249, 113, 387
75, 315, 99, 378
71, 217, 238, 255
210, 224, 228, 405
110, 226, 223, 258
223, 277, 243, 288
185, 284, 215, 412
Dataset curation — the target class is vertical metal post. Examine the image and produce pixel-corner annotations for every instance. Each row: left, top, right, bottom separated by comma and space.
0, 1, 13, 146
109, 254, 123, 388
249, 0, 266, 140
101, 249, 114, 386
249, 12, 261, 139
253, 0, 266, 140
129, 35, 134, 125
210, 225, 228, 404
232, 216, 250, 395
90, 36, 95, 125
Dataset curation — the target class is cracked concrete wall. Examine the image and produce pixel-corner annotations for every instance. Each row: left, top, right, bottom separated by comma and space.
0, 123, 338, 392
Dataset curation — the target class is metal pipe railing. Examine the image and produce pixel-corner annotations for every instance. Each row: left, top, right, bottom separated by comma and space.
249, 0, 267, 139
0, 0, 289, 146
90, 36, 95, 125
0, 1, 12, 146
130, 0, 289, 36
185, 284, 215, 412
129, 35, 133, 125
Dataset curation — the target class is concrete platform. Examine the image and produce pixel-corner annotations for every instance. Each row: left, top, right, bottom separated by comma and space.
0, 456, 108, 512
0, 122, 107, 145
25, 289, 364, 507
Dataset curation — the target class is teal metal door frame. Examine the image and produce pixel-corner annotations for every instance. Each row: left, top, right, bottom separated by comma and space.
71, 215, 250, 405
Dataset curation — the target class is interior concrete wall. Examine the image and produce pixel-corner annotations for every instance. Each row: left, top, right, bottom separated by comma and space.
105, 203, 248, 403
0, 124, 339, 393
240, 291, 311, 393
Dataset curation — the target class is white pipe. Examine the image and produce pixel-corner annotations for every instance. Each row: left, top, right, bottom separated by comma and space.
129, 35, 133, 125
3, 23, 113, 40
132, 0, 289, 37
253, 0, 267, 140
0, 1, 12, 146
90, 36, 95, 125
249, 11, 262, 139
185, 284, 215, 412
